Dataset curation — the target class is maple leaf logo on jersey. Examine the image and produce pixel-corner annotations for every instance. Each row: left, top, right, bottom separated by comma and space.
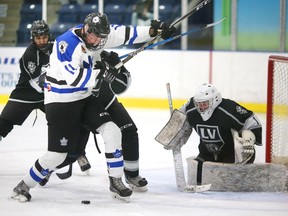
59, 41, 68, 54
28, 61, 36, 74
236, 106, 248, 114
60, 137, 68, 146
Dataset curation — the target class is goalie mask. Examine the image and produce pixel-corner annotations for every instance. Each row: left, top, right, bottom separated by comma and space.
193, 83, 222, 121
30, 20, 52, 52
82, 12, 110, 51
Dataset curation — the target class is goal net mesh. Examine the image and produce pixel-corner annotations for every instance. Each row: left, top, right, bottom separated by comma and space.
266, 55, 288, 165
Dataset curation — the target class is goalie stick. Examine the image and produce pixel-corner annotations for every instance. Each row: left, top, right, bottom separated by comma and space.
166, 83, 211, 192
115, 0, 212, 69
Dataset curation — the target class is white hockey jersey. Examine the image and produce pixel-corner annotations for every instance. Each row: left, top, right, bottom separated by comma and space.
44, 24, 151, 104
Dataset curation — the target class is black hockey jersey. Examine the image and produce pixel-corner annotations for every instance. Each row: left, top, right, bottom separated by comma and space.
182, 98, 262, 162
9, 42, 53, 102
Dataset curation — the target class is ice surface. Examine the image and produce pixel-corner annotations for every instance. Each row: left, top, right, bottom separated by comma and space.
0, 107, 287, 216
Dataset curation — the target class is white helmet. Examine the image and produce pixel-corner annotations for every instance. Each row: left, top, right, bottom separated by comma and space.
193, 83, 222, 121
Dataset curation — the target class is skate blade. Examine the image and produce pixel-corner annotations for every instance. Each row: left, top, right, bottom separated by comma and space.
10, 192, 29, 202
111, 192, 130, 203
128, 184, 148, 192
83, 169, 90, 176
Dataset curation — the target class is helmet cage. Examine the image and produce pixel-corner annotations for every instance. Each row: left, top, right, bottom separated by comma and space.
193, 84, 222, 121
30, 20, 51, 52
82, 12, 110, 51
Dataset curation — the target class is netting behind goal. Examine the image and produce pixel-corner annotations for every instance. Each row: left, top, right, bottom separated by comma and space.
266, 55, 288, 165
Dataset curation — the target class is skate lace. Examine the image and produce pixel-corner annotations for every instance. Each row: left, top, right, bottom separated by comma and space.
112, 178, 127, 190
14, 181, 30, 193
126, 175, 143, 186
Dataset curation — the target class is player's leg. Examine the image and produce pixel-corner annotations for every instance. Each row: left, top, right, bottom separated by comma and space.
83, 96, 132, 201
11, 100, 84, 202
107, 99, 148, 192
0, 101, 37, 140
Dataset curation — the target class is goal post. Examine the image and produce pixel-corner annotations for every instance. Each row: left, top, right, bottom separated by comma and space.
266, 55, 288, 164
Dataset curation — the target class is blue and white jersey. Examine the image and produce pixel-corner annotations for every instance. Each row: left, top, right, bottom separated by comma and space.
44, 24, 151, 104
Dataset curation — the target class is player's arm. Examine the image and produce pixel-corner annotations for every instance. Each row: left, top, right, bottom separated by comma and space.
20, 48, 45, 93
94, 51, 131, 95
106, 21, 176, 47
242, 114, 262, 146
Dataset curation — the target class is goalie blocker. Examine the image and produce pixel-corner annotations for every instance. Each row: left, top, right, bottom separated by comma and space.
155, 109, 192, 150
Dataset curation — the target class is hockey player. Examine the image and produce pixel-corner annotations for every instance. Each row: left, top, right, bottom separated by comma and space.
0, 20, 91, 174
40, 51, 148, 192
88, 50, 148, 192
156, 83, 262, 184
179, 83, 262, 183
11, 12, 175, 202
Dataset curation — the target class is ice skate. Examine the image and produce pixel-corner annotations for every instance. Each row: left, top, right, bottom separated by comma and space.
39, 171, 53, 186
11, 180, 31, 202
109, 176, 132, 202
125, 175, 148, 192
77, 154, 91, 175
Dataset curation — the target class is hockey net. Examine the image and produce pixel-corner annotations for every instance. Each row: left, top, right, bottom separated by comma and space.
266, 55, 288, 165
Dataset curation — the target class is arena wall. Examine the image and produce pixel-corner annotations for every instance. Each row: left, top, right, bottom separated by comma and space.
0, 47, 286, 112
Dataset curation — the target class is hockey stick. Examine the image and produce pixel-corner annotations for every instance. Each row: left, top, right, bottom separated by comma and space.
120, 17, 225, 59
166, 83, 211, 192
56, 163, 73, 180
116, 0, 212, 68
146, 17, 226, 50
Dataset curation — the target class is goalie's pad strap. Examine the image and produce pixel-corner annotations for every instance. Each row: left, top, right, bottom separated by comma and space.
155, 109, 192, 150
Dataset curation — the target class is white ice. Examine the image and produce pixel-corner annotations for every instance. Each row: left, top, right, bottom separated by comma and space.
0, 106, 287, 216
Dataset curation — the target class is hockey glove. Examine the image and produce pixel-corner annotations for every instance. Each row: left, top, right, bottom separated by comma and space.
150, 19, 176, 39
100, 50, 120, 67
38, 72, 46, 91
94, 61, 120, 84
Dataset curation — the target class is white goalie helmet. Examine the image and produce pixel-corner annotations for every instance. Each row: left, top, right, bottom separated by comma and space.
193, 83, 222, 121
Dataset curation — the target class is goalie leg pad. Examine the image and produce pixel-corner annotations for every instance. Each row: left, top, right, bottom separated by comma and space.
186, 157, 198, 185
200, 162, 288, 192
155, 109, 192, 150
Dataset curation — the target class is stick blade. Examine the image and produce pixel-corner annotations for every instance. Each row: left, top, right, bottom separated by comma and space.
56, 164, 73, 180
183, 184, 212, 193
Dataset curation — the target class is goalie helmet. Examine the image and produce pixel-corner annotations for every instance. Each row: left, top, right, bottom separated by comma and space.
193, 83, 222, 121
30, 20, 51, 52
82, 12, 110, 51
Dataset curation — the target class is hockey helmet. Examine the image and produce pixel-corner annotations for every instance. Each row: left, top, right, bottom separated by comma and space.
82, 12, 110, 51
193, 83, 222, 121
30, 20, 51, 51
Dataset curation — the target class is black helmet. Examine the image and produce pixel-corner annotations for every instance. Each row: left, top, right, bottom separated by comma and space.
30, 20, 51, 52
30, 20, 51, 39
84, 12, 110, 38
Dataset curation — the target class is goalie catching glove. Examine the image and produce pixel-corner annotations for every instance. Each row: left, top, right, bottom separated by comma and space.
150, 20, 177, 39
232, 129, 256, 164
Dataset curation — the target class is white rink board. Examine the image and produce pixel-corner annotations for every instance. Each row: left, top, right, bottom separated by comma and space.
0, 47, 286, 103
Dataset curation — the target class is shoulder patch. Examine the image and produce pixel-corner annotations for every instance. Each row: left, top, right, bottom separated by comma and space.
236, 105, 248, 114
59, 41, 68, 54
81, 45, 86, 53
27, 61, 36, 74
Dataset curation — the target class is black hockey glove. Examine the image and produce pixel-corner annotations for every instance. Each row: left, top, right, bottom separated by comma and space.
100, 50, 121, 67
38, 72, 46, 91
94, 61, 120, 84
150, 19, 176, 40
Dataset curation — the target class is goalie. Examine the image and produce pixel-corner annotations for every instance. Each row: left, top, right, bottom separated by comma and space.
156, 83, 262, 184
